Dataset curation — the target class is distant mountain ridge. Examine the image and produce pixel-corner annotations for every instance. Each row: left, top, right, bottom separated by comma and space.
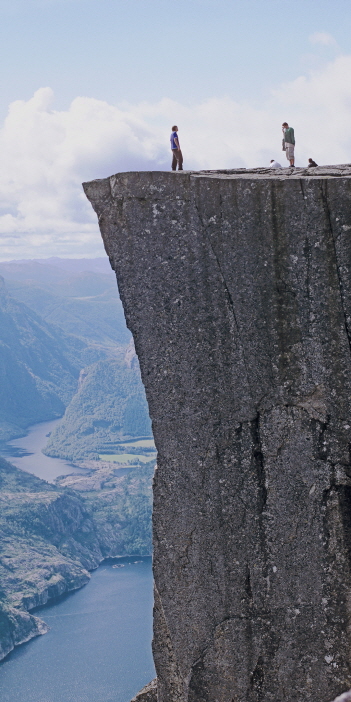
0, 257, 112, 278
0, 257, 130, 348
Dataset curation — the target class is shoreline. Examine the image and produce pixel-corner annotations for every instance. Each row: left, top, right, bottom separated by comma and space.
0, 554, 152, 664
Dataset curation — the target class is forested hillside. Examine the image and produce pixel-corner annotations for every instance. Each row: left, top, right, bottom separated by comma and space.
45, 354, 152, 460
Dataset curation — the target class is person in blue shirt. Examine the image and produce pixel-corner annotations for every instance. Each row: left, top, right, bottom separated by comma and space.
170, 126, 183, 171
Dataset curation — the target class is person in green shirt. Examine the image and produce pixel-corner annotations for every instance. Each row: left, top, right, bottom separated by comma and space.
282, 121, 295, 166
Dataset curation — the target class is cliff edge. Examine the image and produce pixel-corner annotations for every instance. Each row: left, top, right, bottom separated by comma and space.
84, 166, 351, 702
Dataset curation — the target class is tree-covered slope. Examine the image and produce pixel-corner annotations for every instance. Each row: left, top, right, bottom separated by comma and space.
45, 351, 152, 460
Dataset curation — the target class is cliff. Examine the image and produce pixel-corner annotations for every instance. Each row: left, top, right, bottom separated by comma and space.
84, 165, 351, 702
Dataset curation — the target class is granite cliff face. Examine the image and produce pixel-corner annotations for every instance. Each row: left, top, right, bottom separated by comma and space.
84, 166, 351, 702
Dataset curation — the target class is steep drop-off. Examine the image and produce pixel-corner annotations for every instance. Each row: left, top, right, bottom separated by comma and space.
84, 166, 351, 702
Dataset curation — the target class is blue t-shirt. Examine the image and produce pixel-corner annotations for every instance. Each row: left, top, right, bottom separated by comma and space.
170, 131, 179, 149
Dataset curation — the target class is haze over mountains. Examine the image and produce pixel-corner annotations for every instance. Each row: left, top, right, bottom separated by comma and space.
0, 257, 149, 447
0, 257, 131, 351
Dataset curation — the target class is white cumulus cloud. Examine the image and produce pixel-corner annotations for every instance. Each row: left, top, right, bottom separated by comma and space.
0, 55, 351, 260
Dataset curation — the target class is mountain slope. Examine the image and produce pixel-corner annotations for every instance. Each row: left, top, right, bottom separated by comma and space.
45, 348, 152, 461
0, 277, 84, 440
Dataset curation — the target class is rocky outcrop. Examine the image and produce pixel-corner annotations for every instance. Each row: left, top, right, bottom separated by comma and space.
84, 166, 351, 702
0, 455, 152, 660
0, 476, 97, 660
0, 603, 49, 662
130, 678, 157, 702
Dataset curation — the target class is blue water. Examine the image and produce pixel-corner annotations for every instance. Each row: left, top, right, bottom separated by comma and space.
0, 419, 88, 482
0, 420, 155, 701
0, 557, 155, 702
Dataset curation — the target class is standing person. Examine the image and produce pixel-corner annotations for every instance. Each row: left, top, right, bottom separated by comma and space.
170, 126, 183, 171
282, 121, 295, 166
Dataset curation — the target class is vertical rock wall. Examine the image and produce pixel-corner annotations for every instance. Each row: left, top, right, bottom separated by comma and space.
84, 167, 351, 702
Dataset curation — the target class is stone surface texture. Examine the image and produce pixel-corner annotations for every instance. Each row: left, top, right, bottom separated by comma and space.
84, 166, 351, 702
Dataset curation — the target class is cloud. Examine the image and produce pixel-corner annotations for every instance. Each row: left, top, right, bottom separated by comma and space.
0, 88, 169, 259
0, 55, 351, 260
309, 32, 337, 47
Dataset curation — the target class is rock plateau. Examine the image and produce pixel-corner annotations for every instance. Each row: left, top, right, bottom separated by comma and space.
84, 166, 351, 702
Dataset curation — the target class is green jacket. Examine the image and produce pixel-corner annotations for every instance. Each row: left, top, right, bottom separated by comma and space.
284, 127, 295, 145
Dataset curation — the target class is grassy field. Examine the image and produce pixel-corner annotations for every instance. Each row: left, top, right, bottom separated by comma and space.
99, 452, 156, 464
117, 439, 155, 449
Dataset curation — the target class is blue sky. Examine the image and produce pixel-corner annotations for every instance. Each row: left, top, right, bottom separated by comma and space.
1, 0, 350, 117
0, 0, 351, 259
